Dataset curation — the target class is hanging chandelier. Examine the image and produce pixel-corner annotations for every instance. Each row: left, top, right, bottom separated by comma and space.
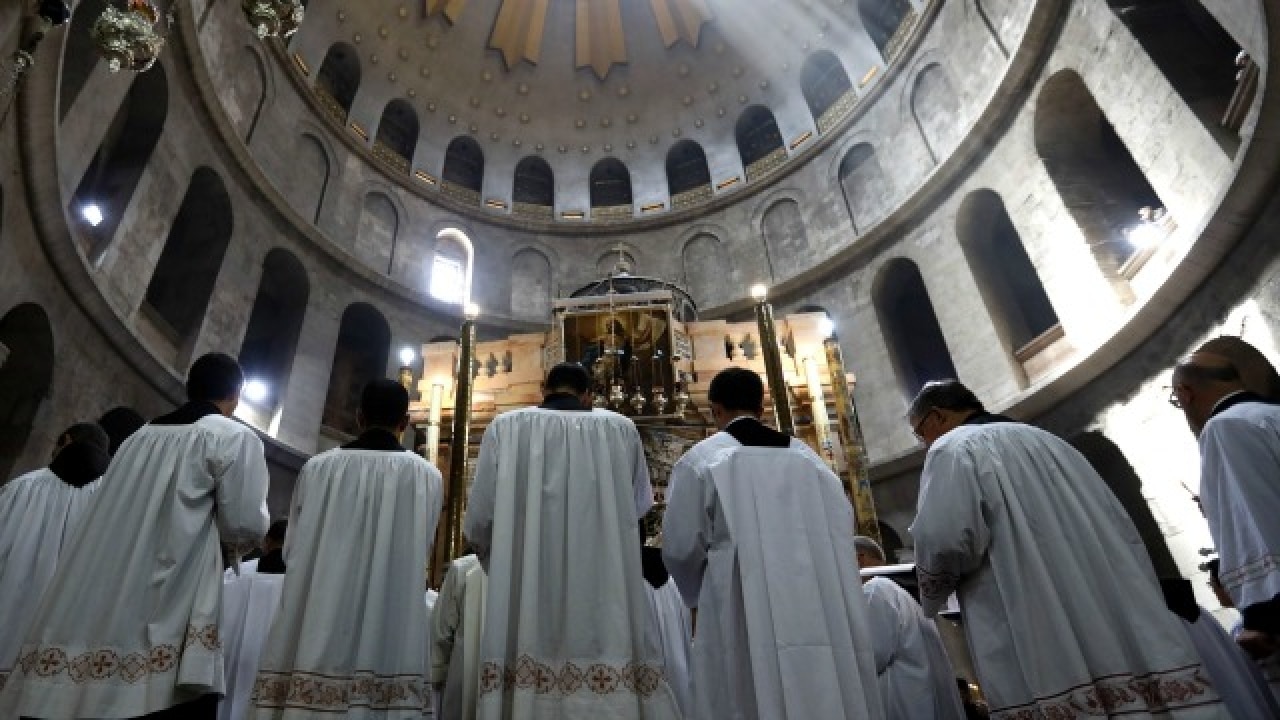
0, 0, 70, 128
91, 0, 168, 73
241, 0, 304, 39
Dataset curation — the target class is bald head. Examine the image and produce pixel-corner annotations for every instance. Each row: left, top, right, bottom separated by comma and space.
1196, 336, 1280, 400
854, 535, 886, 569
1172, 353, 1247, 436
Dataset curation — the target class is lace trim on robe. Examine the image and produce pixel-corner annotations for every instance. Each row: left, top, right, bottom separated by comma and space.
479, 655, 666, 698
1219, 553, 1280, 594
991, 664, 1219, 719
9, 624, 219, 686
916, 564, 960, 604
252, 670, 428, 712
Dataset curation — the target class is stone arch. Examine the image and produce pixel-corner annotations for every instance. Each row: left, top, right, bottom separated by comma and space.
238, 249, 310, 412
513, 156, 554, 207
838, 142, 889, 233
59, 0, 110, 121
322, 303, 391, 435
956, 189, 1060, 365
375, 98, 419, 171
1034, 69, 1164, 292
589, 158, 634, 209
0, 303, 54, 480
432, 227, 474, 305
800, 50, 854, 126
681, 233, 731, 308
355, 192, 399, 274
510, 248, 553, 320
240, 45, 270, 142
859, 0, 912, 59
975, 0, 1009, 56
316, 42, 361, 118
442, 136, 485, 194
761, 198, 810, 280
1106, 0, 1240, 154
735, 105, 785, 174
910, 63, 962, 164
71, 61, 168, 263
142, 167, 233, 352
872, 258, 958, 398
666, 140, 712, 197
293, 133, 330, 223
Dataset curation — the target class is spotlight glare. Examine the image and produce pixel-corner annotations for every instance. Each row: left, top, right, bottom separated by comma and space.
81, 204, 104, 227
750, 284, 769, 301
399, 347, 416, 367
243, 379, 270, 404
819, 317, 836, 339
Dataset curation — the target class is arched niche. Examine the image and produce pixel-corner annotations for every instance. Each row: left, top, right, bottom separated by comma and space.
910, 63, 962, 164
1034, 70, 1164, 292
513, 156, 554, 207
375, 98, 419, 171
956, 190, 1060, 367
142, 167, 233, 352
71, 63, 168, 263
442, 136, 485, 194
316, 42, 361, 118
292, 133, 330, 223
761, 198, 809, 278
322, 303, 391, 436
681, 233, 731, 308
238, 249, 310, 411
859, 0, 912, 59
355, 192, 399, 275
589, 158, 634, 209
59, 0, 110, 121
432, 228, 474, 305
510, 248, 553, 320
239, 46, 269, 142
0, 304, 54, 480
838, 142, 888, 233
1106, 0, 1240, 154
873, 258, 958, 398
801, 50, 854, 127
735, 105, 785, 177
666, 140, 712, 198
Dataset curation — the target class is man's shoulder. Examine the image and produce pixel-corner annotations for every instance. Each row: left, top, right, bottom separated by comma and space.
194, 414, 262, 444
1210, 398, 1280, 427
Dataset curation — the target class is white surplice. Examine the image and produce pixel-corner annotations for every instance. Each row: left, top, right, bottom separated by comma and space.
463, 407, 681, 719
0, 412, 270, 718
645, 578, 692, 718
431, 554, 487, 720
663, 438, 885, 720
862, 577, 965, 720
0, 468, 100, 688
425, 589, 439, 720
220, 572, 284, 720
1197, 398, 1280, 613
910, 420, 1223, 719
252, 445, 443, 719
1181, 607, 1279, 719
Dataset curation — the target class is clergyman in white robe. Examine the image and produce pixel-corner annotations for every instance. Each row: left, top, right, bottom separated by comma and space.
462, 365, 682, 720
0, 353, 271, 719
862, 577, 965, 720
431, 554, 487, 720
908, 381, 1223, 719
0, 424, 111, 691
219, 570, 284, 720
253, 381, 444, 719
641, 547, 692, 718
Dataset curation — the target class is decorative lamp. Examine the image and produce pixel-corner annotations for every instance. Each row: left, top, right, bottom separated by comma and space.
629, 387, 647, 415
241, 0, 304, 40
609, 383, 626, 408
652, 388, 668, 415
92, 0, 168, 73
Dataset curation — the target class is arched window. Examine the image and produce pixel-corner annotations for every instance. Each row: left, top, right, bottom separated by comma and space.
838, 143, 889, 233
510, 248, 553, 320
322, 303, 391, 435
873, 258, 957, 397
316, 43, 361, 119
0, 304, 54, 480
238, 249, 310, 414
59, 0, 110, 121
681, 233, 730, 308
238, 47, 269, 142
956, 190, 1060, 366
355, 193, 398, 273
291, 134, 330, 223
859, 0, 912, 59
735, 105, 784, 178
910, 63, 962, 163
71, 63, 168, 262
598, 249, 637, 276
589, 158, 633, 215
442, 136, 485, 199
142, 167, 233, 351
666, 140, 712, 199
1035, 70, 1164, 292
513, 156, 554, 207
801, 51, 854, 128
1106, 0, 1240, 154
374, 98, 419, 172
432, 228, 474, 305
762, 199, 809, 279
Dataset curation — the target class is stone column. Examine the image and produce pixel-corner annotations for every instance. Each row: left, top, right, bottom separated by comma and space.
275, 293, 343, 453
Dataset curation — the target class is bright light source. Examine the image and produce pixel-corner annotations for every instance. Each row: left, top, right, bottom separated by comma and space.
430, 255, 466, 304
399, 347, 416, 367
464, 302, 480, 320
750, 284, 769, 301
243, 379, 270, 404
81, 204, 104, 227
819, 317, 836, 339
1127, 222, 1163, 249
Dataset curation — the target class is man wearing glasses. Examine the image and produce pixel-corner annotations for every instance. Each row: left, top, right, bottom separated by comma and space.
908, 380, 1223, 719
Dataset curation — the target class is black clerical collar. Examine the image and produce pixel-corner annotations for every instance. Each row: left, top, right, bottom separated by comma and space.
641, 546, 669, 590
151, 400, 223, 426
1208, 390, 1276, 421
539, 393, 591, 412
343, 428, 406, 452
48, 442, 110, 488
961, 411, 1018, 427
257, 548, 286, 574
723, 416, 791, 448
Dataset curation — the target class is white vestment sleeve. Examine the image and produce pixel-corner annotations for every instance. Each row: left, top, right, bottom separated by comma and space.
863, 580, 901, 675
629, 422, 654, 519
431, 561, 464, 687
662, 457, 709, 609
463, 424, 499, 567
910, 441, 990, 617
213, 429, 270, 545
281, 463, 309, 566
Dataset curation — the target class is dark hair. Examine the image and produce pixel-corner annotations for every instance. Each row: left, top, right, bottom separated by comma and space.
360, 378, 410, 429
545, 362, 590, 395
908, 380, 985, 421
187, 353, 245, 403
708, 367, 765, 413
98, 407, 146, 456
1174, 360, 1242, 385
266, 519, 288, 544
61, 422, 110, 454
1205, 558, 1220, 584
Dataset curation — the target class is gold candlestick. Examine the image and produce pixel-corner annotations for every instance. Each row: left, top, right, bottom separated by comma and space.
751, 284, 795, 435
